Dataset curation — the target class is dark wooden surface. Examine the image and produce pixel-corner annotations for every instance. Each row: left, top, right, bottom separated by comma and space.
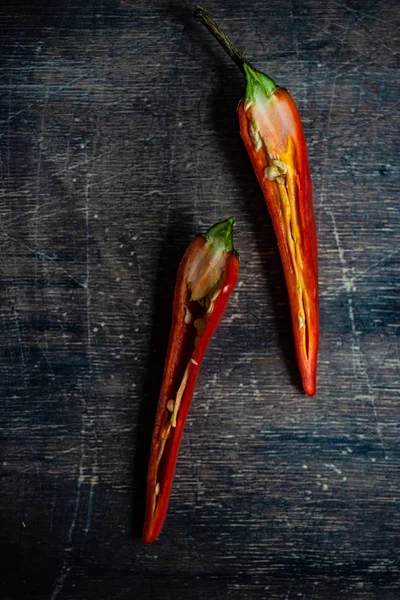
0, 1, 399, 598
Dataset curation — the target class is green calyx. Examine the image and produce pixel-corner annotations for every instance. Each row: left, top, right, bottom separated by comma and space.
204, 217, 236, 253
244, 63, 277, 101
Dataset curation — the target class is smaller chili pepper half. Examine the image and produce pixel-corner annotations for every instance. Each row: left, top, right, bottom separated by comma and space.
142, 218, 239, 544
195, 7, 319, 396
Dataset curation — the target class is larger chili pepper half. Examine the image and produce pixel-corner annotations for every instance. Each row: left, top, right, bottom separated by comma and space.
195, 7, 319, 397
142, 218, 239, 544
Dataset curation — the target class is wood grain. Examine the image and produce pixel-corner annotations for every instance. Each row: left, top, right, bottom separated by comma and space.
0, 0, 399, 598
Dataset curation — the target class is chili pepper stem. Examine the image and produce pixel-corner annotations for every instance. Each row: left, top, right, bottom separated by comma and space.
195, 7, 277, 99
195, 6, 249, 74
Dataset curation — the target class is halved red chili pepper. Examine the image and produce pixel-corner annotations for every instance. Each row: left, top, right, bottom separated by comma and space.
195, 7, 319, 396
142, 218, 239, 544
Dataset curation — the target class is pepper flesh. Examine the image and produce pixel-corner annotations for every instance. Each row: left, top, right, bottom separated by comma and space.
142, 218, 239, 544
195, 8, 319, 396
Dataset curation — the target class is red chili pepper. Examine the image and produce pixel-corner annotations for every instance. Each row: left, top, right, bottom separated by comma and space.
195, 8, 319, 396
142, 218, 239, 544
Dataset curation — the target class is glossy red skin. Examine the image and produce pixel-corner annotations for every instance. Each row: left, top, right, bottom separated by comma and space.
238, 90, 318, 396
142, 237, 239, 544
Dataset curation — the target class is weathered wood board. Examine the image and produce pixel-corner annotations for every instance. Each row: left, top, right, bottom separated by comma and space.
0, 1, 398, 598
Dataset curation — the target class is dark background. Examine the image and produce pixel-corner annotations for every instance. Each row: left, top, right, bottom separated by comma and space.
0, 1, 399, 598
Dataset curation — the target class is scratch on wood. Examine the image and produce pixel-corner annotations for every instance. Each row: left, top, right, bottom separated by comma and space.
329, 209, 386, 451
